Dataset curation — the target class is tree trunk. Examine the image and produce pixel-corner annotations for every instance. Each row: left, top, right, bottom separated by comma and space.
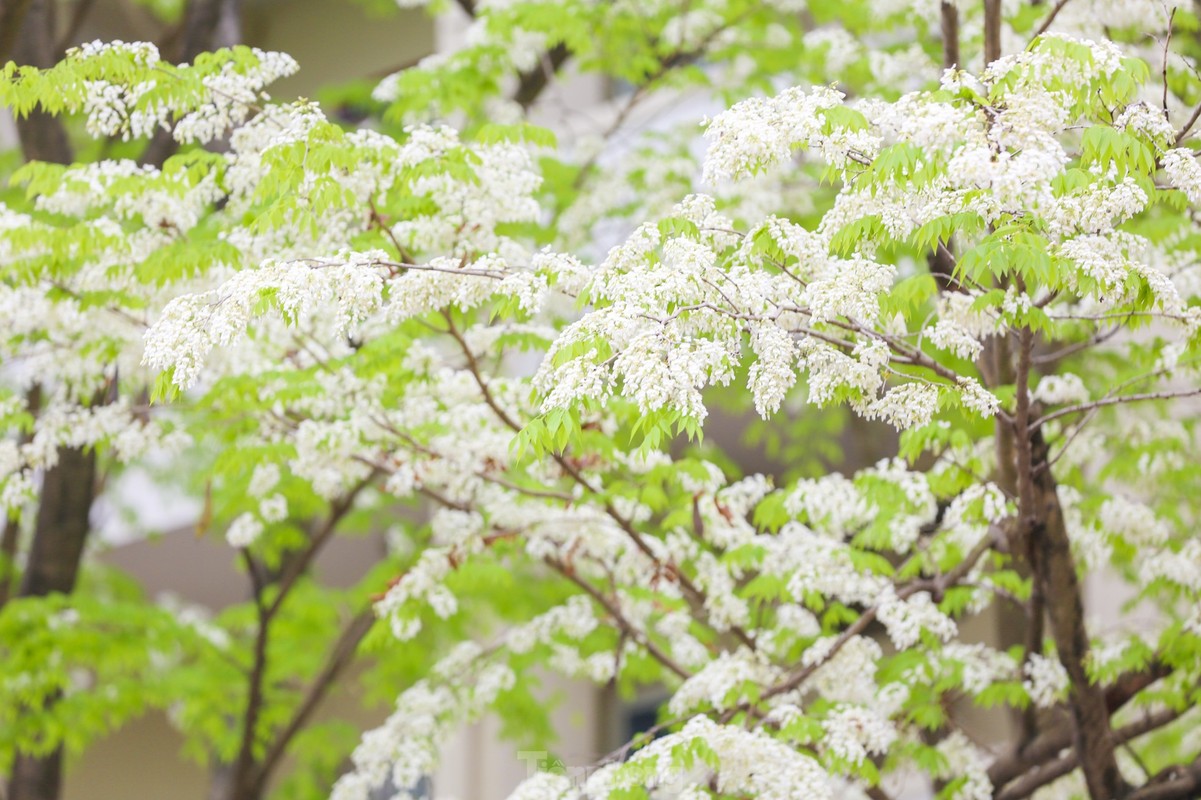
1026, 430, 1126, 799
7, 447, 97, 800
6, 5, 94, 798
10, 0, 71, 164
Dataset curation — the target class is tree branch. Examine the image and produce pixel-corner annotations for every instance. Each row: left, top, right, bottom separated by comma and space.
230, 549, 270, 800
263, 475, 375, 621
1030, 388, 1201, 430
988, 663, 1173, 787
1030, 0, 1074, 41
546, 557, 690, 680
141, 0, 240, 166
513, 43, 571, 110
764, 527, 1002, 703
9, 0, 72, 164
983, 0, 1002, 65
251, 606, 376, 794
995, 707, 1183, 800
1024, 427, 1125, 800
1128, 754, 1201, 800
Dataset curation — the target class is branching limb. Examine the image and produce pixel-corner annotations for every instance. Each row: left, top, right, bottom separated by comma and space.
1030, 0, 1074, 40
995, 707, 1184, 800
251, 606, 377, 795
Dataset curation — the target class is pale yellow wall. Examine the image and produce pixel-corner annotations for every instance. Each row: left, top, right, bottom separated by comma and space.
63, 713, 210, 800
242, 0, 433, 99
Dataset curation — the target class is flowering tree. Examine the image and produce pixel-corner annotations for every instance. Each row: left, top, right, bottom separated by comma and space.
3, 1, 1201, 800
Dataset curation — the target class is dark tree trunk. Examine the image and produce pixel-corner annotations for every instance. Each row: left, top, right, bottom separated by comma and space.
7, 447, 98, 800
10, 0, 71, 164
18, 446, 96, 598
1026, 431, 1127, 799
6, 6, 95, 799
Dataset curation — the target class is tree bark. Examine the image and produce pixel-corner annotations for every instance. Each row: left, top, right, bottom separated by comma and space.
18, 447, 96, 598
6, 7, 95, 798
0, 0, 34, 65
10, 0, 71, 164
1025, 430, 1126, 800
7, 447, 97, 800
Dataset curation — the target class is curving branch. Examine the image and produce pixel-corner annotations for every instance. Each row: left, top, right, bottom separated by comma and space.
995, 707, 1184, 800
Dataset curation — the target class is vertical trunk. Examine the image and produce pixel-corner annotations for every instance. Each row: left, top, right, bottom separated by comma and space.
1026, 430, 1126, 799
983, 0, 1003, 66
7, 6, 92, 797
18, 447, 96, 598
10, 0, 71, 164
8, 447, 97, 800
939, 1, 960, 70
7, 749, 62, 800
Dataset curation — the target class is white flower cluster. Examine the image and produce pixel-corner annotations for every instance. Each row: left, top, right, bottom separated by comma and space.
586, 716, 832, 800
225, 513, 264, 548
863, 382, 941, 431
1162, 148, 1201, 206
935, 732, 992, 800
703, 86, 874, 182
83, 79, 158, 139
66, 41, 298, 143
748, 322, 798, 416
332, 655, 515, 800
174, 50, 300, 144
667, 649, 781, 716
928, 292, 997, 361
1031, 373, 1089, 406
1022, 653, 1069, 709
821, 705, 897, 765
877, 588, 957, 650
374, 543, 477, 640
1137, 539, 1201, 592
143, 254, 389, 389
0, 399, 189, 512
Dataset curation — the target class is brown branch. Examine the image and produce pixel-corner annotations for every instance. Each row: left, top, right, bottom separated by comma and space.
1128, 754, 1201, 800
0, 518, 18, 609
442, 311, 760, 651
988, 663, 1172, 787
1024, 428, 1125, 800
0, 0, 33, 64
0, 386, 41, 609
55, 0, 97, 53
995, 707, 1183, 800
263, 475, 376, 621
1175, 101, 1201, 144
251, 606, 376, 795
230, 549, 271, 800
513, 43, 571, 110
141, 0, 239, 166
9, 0, 72, 164
1162, 9, 1177, 118
1012, 335, 1125, 799
1030, 388, 1201, 430
546, 557, 690, 680
763, 528, 1001, 703
1030, 0, 1074, 41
